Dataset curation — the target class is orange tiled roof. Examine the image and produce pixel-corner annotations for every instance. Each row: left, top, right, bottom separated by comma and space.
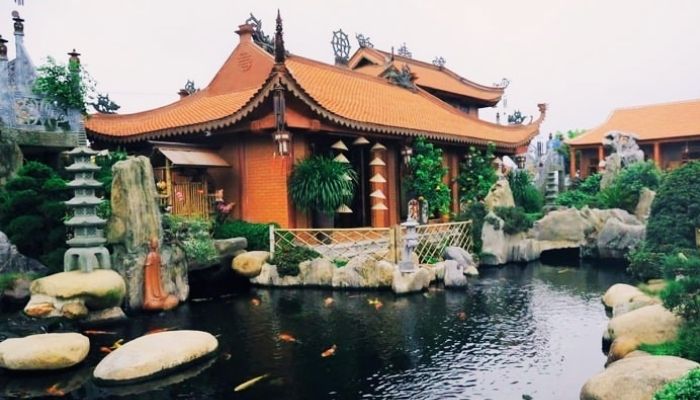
285, 55, 539, 147
349, 47, 504, 105
568, 99, 700, 146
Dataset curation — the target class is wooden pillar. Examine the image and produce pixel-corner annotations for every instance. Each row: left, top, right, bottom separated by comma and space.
369, 143, 389, 228
569, 147, 576, 178
653, 142, 661, 167
597, 146, 605, 172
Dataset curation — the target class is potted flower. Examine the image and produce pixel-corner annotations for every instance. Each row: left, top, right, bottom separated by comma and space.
289, 156, 357, 228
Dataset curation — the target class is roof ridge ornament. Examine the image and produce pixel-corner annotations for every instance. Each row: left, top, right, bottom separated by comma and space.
331, 29, 351, 65
91, 94, 120, 114
0, 35, 7, 59
385, 64, 417, 91
432, 56, 446, 69
355, 33, 373, 49
274, 10, 286, 63
494, 77, 510, 88
397, 42, 412, 59
246, 13, 274, 54
12, 10, 24, 35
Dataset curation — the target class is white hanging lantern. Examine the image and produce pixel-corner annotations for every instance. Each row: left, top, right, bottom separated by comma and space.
370, 142, 387, 151
371, 202, 388, 210
352, 136, 370, 145
369, 173, 387, 183
334, 153, 350, 163
369, 157, 386, 166
370, 189, 386, 199
331, 140, 349, 151
337, 204, 353, 213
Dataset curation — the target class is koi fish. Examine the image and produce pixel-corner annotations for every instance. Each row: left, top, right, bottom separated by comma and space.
83, 329, 115, 335
146, 327, 174, 335
45, 384, 65, 397
251, 298, 261, 306
457, 311, 467, 321
321, 344, 337, 358
221, 352, 232, 361
110, 339, 124, 350
374, 301, 383, 310
324, 297, 334, 306
99, 346, 112, 354
234, 373, 269, 392
278, 333, 297, 343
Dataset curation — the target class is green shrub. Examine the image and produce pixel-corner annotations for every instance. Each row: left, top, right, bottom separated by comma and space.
163, 215, 218, 266
404, 137, 451, 216
653, 368, 700, 400
289, 155, 357, 216
457, 143, 497, 203
271, 245, 320, 277
494, 206, 533, 235
213, 220, 275, 251
555, 174, 601, 209
660, 252, 700, 322
507, 170, 543, 213
647, 161, 700, 251
456, 202, 487, 254
606, 161, 662, 212
627, 244, 666, 280
0, 162, 69, 273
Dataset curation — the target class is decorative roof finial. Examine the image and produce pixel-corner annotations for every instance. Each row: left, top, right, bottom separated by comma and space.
331, 29, 350, 65
356, 33, 373, 49
68, 49, 81, 65
12, 10, 24, 35
390, 46, 395, 61
397, 42, 412, 58
274, 9, 286, 63
246, 13, 274, 54
0, 35, 8, 60
432, 56, 446, 69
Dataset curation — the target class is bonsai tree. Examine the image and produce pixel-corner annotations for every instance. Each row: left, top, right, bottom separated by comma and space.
289, 156, 357, 226
404, 137, 451, 218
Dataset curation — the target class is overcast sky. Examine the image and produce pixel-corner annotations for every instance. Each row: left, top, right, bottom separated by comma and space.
2, 0, 699, 136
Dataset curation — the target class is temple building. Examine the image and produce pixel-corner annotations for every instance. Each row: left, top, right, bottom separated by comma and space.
567, 99, 700, 178
86, 13, 545, 229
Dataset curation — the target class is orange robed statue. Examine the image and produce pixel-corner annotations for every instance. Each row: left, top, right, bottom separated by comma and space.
143, 238, 179, 311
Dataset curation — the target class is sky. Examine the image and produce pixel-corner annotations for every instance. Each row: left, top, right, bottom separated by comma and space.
1, 0, 699, 137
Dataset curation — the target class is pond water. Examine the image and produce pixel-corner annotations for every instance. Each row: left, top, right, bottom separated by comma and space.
0, 260, 630, 399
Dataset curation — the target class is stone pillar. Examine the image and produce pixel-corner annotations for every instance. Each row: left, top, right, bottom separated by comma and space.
653, 142, 661, 167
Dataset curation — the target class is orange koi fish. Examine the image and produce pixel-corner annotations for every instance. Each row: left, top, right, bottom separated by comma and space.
457, 311, 467, 321
278, 333, 297, 343
251, 298, 261, 306
110, 339, 124, 350
99, 346, 112, 354
374, 301, 383, 310
234, 373, 269, 392
324, 297, 334, 307
46, 384, 65, 397
321, 344, 337, 358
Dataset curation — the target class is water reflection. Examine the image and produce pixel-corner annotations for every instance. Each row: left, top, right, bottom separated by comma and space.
0, 261, 630, 399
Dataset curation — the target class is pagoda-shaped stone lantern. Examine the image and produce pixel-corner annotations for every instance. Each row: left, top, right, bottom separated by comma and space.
63, 132, 111, 272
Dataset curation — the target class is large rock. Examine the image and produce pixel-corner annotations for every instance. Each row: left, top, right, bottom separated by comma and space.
232, 251, 269, 277
635, 188, 656, 223
595, 218, 645, 259
484, 178, 515, 211
602, 283, 645, 308
580, 355, 699, 400
392, 267, 431, 294
0, 333, 89, 370
444, 260, 467, 288
0, 231, 48, 276
298, 258, 335, 286
332, 255, 393, 288
606, 336, 640, 365
532, 208, 591, 243
605, 304, 682, 345
106, 157, 188, 310
93, 330, 218, 383
0, 132, 23, 186
600, 153, 623, 190
213, 237, 247, 258
24, 270, 126, 317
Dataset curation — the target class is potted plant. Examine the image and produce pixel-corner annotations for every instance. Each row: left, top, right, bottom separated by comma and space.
289, 156, 357, 228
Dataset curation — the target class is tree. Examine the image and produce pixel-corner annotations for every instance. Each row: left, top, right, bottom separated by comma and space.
457, 143, 496, 204
404, 137, 451, 216
33, 56, 95, 115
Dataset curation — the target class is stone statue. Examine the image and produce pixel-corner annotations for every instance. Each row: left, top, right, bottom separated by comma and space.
407, 199, 419, 222
143, 238, 178, 311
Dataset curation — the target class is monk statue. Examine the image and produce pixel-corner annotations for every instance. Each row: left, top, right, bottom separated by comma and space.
143, 238, 179, 311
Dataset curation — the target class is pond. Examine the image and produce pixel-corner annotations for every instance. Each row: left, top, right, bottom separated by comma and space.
0, 260, 630, 399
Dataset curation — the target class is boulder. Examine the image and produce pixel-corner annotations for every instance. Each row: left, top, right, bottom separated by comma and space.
250, 263, 302, 287
580, 355, 699, 400
1, 278, 31, 308
213, 238, 247, 259
106, 157, 189, 310
232, 251, 269, 278
443, 246, 475, 267
635, 188, 656, 223
606, 336, 640, 366
599, 153, 623, 190
0, 333, 89, 370
602, 283, 645, 309
0, 231, 48, 276
392, 267, 431, 294
93, 330, 218, 383
433, 262, 445, 281
82, 307, 128, 326
484, 178, 515, 211
331, 255, 393, 289
480, 212, 509, 265
465, 265, 479, 276
595, 218, 645, 259
0, 132, 23, 186
612, 294, 659, 318
61, 302, 89, 319
606, 304, 682, 345
419, 264, 438, 283
531, 208, 591, 243
444, 260, 467, 288
298, 258, 334, 286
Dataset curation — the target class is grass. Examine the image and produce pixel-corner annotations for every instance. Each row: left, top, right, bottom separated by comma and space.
639, 341, 683, 357
0, 272, 36, 293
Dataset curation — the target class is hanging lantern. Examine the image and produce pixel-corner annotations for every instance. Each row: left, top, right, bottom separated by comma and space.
274, 131, 291, 156
337, 204, 353, 213
369, 157, 386, 166
401, 145, 413, 165
334, 153, 350, 163
353, 136, 370, 145
369, 173, 387, 183
331, 140, 349, 151
370, 189, 386, 199
371, 202, 388, 210
342, 173, 353, 181
370, 142, 387, 151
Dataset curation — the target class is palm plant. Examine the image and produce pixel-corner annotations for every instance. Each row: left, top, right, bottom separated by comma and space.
289, 156, 357, 216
